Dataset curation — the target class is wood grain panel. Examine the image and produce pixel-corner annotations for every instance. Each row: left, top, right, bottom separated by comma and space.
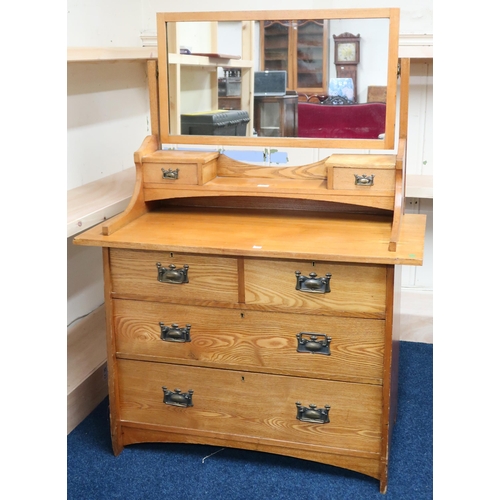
110, 249, 239, 303
120, 424, 382, 479
217, 155, 327, 179
118, 359, 383, 455
74, 208, 426, 266
325, 154, 396, 169
245, 258, 387, 317
113, 299, 385, 384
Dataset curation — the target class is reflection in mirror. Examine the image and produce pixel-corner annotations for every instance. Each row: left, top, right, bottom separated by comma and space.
158, 10, 400, 150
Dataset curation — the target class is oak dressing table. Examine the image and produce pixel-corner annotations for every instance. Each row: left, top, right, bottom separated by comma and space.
74, 8, 425, 493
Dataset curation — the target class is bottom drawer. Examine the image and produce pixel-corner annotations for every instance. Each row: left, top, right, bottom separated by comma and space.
118, 359, 382, 456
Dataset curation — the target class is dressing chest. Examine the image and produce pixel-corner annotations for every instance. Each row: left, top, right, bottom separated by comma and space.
73, 8, 426, 493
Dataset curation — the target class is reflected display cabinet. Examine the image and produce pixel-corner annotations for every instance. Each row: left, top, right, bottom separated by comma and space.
254, 92, 298, 137
260, 19, 328, 95
73, 8, 425, 494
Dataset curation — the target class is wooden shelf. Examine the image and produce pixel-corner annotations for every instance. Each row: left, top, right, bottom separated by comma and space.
406, 174, 433, 199
67, 305, 108, 433
168, 53, 252, 68
67, 168, 432, 240
67, 34, 432, 63
398, 34, 433, 58
67, 167, 136, 238
74, 206, 426, 266
67, 47, 158, 62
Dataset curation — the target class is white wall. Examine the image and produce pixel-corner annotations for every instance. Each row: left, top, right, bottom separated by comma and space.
67, 61, 150, 190
67, 1, 144, 46
137, 0, 432, 34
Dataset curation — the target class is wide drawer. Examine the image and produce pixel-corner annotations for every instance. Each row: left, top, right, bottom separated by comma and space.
118, 359, 383, 456
114, 299, 385, 384
244, 258, 387, 317
110, 249, 239, 303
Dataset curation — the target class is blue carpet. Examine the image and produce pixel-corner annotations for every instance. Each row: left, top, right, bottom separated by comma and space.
67, 341, 432, 499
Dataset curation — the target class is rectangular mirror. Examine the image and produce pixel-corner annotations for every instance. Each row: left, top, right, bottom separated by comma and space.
157, 9, 400, 150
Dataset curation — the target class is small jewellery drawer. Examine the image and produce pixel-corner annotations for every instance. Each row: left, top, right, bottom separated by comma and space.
244, 258, 387, 316
118, 359, 383, 455
114, 300, 385, 384
142, 150, 218, 186
109, 249, 239, 303
143, 162, 217, 186
328, 167, 395, 192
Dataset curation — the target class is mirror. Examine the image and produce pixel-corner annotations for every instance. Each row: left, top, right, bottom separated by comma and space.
157, 9, 400, 150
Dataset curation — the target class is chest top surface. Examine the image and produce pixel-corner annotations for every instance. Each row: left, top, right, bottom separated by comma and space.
74, 207, 425, 265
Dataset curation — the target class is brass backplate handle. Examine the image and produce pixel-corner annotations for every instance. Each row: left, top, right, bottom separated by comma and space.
296, 402, 330, 424
162, 387, 194, 407
161, 167, 179, 180
296, 332, 331, 355
157, 263, 189, 284
159, 322, 192, 342
295, 271, 331, 293
354, 174, 375, 186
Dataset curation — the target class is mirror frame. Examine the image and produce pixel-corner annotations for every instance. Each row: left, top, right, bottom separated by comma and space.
156, 8, 400, 150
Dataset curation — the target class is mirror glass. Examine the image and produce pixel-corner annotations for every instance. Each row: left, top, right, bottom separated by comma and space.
157, 10, 399, 150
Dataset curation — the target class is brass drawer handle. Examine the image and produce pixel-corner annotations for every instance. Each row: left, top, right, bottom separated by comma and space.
295, 271, 331, 294
161, 167, 179, 180
159, 322, 192, 342
296, 333, 331, 355
162, 387, 194, 407
156, 263, 189, 284
296, 402, 330, 424
354, 174, 375, 186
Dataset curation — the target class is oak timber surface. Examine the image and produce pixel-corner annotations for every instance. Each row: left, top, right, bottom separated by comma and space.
67, 167, 135, 237
74, 207, 425, 265
110, 250, 239, 303
114, 299, 385, 384
118, 359, 383, 455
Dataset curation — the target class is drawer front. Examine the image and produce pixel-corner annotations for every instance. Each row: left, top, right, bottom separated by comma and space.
118, 359, 383, 455
114, 299, 385, 384
332, 167, 395, 192
143, 162, 199, 185
110, 249, 239, 303
245, 258, 387, 317
143, 160, 217, 186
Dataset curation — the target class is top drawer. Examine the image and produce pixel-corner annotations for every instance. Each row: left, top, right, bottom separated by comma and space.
328, 166, 395, 192
325, 153, 396, 193
143, 161, 217, 186
142, 150, 218, 186
244, 258, 387, 317
109, 249, 239, 304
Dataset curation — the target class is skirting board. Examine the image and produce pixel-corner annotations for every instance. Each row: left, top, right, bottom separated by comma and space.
67, 362, 108, 434
400, 288, 433, 343
66, 289, 433, 434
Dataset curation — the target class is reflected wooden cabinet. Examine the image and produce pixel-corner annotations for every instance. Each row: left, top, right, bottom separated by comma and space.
218, 96, 241, 110
254, 92, 298, 137
260, 20, 328, 95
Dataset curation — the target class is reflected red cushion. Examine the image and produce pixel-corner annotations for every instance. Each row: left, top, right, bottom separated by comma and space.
297, 102, 386, 139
